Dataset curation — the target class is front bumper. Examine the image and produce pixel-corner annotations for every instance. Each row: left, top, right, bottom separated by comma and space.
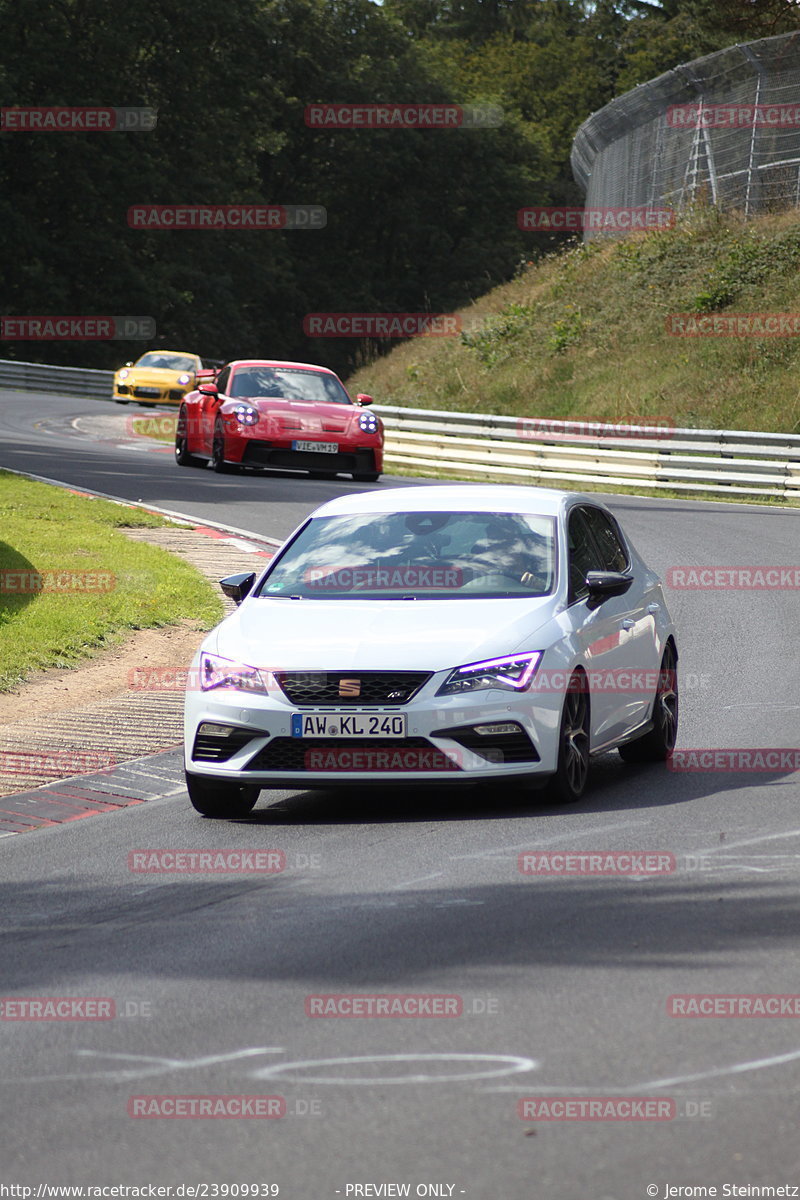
183, 668, 563, 788
113, 383, 190, 404
236, 440, 381, 474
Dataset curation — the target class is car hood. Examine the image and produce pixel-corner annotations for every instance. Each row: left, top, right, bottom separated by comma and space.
208, 595, 557, 672
122, 367, 191, 383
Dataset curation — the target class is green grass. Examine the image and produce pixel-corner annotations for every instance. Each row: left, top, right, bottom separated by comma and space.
0, 472, 223, 691
347, 206, 800, 437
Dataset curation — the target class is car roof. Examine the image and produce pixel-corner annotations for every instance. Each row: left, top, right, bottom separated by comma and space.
311, 484, 605, 519
226, 359, 339, 375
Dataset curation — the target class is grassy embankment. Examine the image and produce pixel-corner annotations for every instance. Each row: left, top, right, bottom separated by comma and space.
0, 472, 223, 691
349, 207, 800, 437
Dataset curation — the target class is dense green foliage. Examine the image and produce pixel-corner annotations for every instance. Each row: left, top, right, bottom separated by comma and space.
0, 0, 793, 376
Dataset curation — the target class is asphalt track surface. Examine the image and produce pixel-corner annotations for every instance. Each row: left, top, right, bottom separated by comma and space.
1, 390, 800, 1197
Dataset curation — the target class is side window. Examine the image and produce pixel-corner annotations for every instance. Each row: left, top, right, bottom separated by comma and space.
215, 366, 231, 396
582, 507, 629, 572
567, 509, 599, 602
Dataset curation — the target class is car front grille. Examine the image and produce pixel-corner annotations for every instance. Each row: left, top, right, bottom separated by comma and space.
274, 671, 431, 706
246, 737, 460, 772
241, 443, 376, 473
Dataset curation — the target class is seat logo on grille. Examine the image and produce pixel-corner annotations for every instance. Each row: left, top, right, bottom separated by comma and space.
338, 678, 361, 697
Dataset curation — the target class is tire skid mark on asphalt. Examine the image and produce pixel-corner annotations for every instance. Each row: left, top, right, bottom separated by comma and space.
249, 1052, 539, 1086
484, 1046, 800, 1093
448, 819, 645, 862
688, 825, 800, 860
4, 1048, 286, 1086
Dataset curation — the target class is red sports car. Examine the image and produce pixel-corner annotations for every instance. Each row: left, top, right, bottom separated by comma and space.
174, 359, 383, 481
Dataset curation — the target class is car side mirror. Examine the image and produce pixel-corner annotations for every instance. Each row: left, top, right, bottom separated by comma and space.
219, 572, 256, 605
585, 571, 633, 606
198, 383, 218, 396
356, 393, 373, 406
124, 362, 133, 368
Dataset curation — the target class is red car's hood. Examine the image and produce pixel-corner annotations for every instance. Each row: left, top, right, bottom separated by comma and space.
237, 398, 357, 435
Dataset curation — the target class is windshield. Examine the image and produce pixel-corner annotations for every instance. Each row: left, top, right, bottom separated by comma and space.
257, 510, 556, 600
136, 352, 198, 371
229, 366, 351, 403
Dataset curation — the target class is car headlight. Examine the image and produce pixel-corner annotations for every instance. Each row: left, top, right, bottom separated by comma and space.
358, 411, 379, 434
231, 404, 259, 426
177, 373, 191, 385
437, 652, 542, 695
199, 653, 271, 694
118, 369, 129, 380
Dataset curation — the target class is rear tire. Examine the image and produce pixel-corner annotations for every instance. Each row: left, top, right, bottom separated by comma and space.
545, 671, 590, 804
175, 408, 206, 467
618, 642, 678, 763
186, 771, 259, 818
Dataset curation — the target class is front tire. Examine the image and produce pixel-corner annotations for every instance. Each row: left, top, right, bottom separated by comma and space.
618, 642, 678, 763
545, 671, 590, 804
186, 771, 259, 818
211, 424, 236, 473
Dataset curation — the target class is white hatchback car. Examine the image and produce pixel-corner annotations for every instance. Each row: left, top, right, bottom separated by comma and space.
184, 484, 678, 817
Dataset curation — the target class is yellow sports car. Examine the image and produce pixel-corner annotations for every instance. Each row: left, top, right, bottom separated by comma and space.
113, 350, 206, 407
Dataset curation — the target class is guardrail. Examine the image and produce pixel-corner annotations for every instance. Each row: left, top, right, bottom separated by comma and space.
373, 405, 800, 501
0, 358, 113, 399
1, 358, 797, 500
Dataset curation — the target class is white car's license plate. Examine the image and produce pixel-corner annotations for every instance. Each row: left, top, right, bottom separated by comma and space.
291, 712, 407, 739
292, 440, 338, 454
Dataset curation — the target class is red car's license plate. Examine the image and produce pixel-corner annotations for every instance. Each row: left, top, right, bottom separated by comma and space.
292, 440, 338, 454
